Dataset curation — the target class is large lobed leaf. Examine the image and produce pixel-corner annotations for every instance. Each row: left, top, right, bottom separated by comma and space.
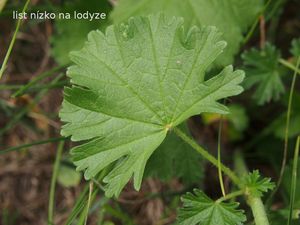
111, 0, 263, 66
60, 14, 245, 197
178, 189, 246, 225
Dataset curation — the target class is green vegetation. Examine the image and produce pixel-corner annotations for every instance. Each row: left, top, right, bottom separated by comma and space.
0, 0, 300, 224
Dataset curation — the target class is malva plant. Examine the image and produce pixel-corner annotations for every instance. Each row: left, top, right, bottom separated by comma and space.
1, 1, 300, 225
59, 14, 275, 225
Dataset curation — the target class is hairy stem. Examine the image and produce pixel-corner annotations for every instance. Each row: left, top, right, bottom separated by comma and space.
234, 151, 270, 225
173, 127, 242, 188
248, 196, 270, 225
174, 127, 271, 224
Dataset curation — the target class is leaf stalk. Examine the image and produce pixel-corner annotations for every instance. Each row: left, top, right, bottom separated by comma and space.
216, 189, 245, 203
173, 126, 242, 188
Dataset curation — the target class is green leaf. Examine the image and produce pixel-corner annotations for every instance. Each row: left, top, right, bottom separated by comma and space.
242, 43, 285, 105
178, 189, 246, 225
227, 104, 249, 132
273, 113, 300, 140
111, 0, 262, 66
227, 104, 249, 141
291, 38, 300, 57
60, 14, 245, 197
243, 170, 275, 197
201, 104, 249, 141
145, 124, 203, 184
51, 0, 112, 65
57, 164, 82, 188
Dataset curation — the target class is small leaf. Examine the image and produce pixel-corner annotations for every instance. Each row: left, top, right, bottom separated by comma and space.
60, 14, 245, 197
243, 170, 275, 197
242, 43, 285, 105
178, 189, 246, 225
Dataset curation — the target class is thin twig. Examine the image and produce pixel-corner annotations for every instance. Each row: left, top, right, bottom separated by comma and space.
259, 15, 266, 49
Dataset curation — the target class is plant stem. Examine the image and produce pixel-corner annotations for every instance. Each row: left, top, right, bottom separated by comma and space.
248, 196, 270, 225
48, 141, 64, 225
0, 81, 67, 91
234, 151, 270, 225
12, 64, 68, 97
77, 185, 98, 225
175, 127, 271, 224
83, 182, 94, 225
63, 170, 108, 225
217, 114, 226, 196
288, 136, 300, 225
0, 73, 64, 136
243, 0, 272, 44
268, 56, 300, 204
173, 127, 242, 188
279, 58, 300, 75
216, 190, 245, 203
0, 137, 67, 154
0, 0, 31, 80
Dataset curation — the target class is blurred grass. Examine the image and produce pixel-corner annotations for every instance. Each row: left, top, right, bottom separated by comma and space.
0, 73, 65, 136
0, 136, 66, 154
0, 0, 7, 12
11, 64, 68, 98
288, 136, 300, 225
48, 141, 65, 225
0, 0, 31, 79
